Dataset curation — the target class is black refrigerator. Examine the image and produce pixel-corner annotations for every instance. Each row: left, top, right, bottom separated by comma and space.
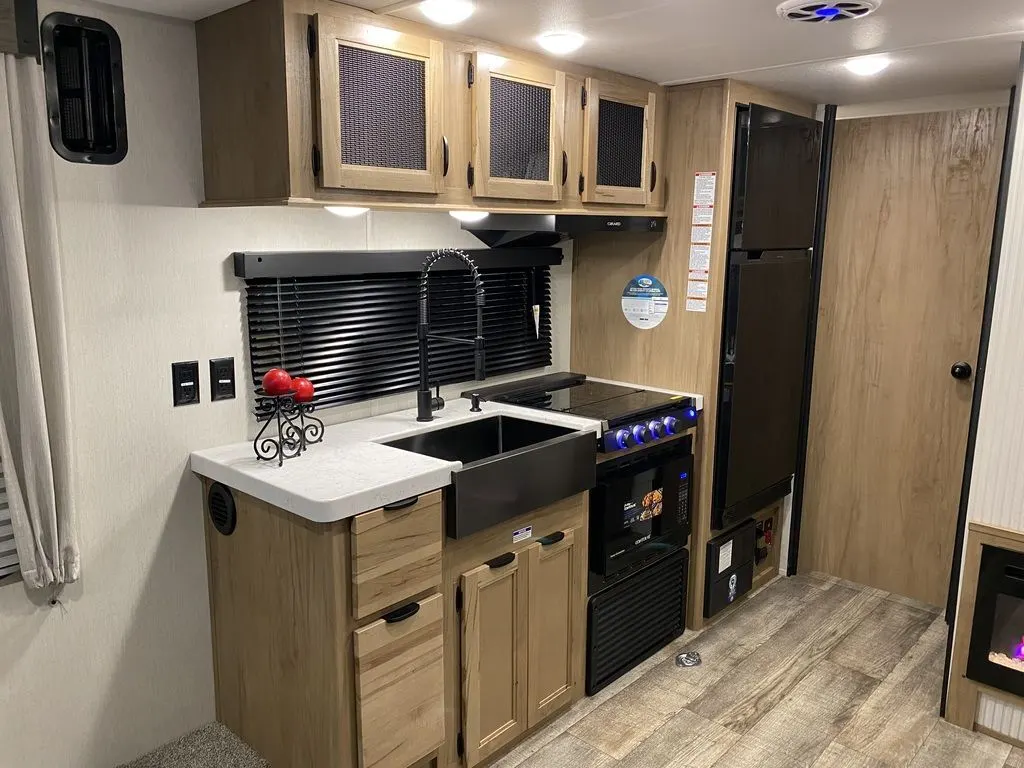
712, 104, 822, 532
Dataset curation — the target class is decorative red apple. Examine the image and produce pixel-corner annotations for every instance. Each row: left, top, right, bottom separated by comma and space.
291, 377, 315, 403
262, 368, 292, 396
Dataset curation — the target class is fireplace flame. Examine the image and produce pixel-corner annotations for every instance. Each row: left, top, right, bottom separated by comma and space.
1014, 637, 1024, 661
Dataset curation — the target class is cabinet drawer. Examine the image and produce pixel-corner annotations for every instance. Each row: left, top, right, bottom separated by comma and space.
354, 593, 445, 768
351, 491, 442, 619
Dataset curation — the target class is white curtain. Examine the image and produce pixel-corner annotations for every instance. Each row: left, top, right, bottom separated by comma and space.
0, 54, 79, 589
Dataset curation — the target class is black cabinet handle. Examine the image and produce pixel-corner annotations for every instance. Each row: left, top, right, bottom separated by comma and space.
538, 531, 565, 546
650, 161, 657, 192
561, 151, 568, 186
382, 601, 421, 623
442, 136, 450, 177
383, 495, 419, 511
950, 361, 973, 381
486, 552, 515, 569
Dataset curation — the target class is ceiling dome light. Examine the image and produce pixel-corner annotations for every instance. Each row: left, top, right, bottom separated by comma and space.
537, 31, 585, 56
449, 210, 489, 223
420, 0, 474, 25
325, 205, 370, 218
845, 54, 891, 76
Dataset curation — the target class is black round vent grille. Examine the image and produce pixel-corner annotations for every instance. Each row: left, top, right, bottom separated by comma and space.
208, 483, 237, 536
777, 0, 880, 22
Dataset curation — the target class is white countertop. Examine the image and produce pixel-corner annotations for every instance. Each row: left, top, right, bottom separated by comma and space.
190, 382, 704, 524
190, 399, 603, 524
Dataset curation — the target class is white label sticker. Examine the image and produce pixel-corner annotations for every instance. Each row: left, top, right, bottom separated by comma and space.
718, 540, 734, 574
690, 226, 713, 245
621, 275, 670, 330
694, 172, 717, 205
692, 205, 714, 225
689, 244, 711, 272
512, 526, 533, 544
686, 298, 707, 312
687, 281, 708, 300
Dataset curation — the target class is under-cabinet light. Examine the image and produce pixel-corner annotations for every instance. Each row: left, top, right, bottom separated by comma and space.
450, 210, 489, 223
325, 206, 370, 218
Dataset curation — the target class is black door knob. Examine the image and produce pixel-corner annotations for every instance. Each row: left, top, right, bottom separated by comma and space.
951, 362, 973, 381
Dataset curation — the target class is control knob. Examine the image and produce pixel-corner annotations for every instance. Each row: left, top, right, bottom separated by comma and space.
614, 429, 631, 450
631, 424, 648, 445
648, 420, 665, 439
662, 416, 678, 435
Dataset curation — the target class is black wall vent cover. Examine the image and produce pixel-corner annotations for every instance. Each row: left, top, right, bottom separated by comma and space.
40, 13, 128, 165
208, 483, 237, 536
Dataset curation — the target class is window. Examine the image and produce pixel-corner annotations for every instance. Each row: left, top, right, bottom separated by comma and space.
243, 261, 553, 410
0, 458, 17, 579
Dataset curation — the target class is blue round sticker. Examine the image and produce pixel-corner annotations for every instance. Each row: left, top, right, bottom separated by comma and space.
621, 275, 669, 329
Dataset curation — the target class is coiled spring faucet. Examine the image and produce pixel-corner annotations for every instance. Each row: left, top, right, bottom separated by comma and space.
417, 248, 486, 422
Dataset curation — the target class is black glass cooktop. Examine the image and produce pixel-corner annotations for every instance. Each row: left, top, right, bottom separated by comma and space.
465, 372, 683, 424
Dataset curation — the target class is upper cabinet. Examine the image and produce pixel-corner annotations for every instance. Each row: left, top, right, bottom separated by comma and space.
470, 55, 566, 202
582, 78, 659, 206
196, 0, 666, 214
314, 16, 445, 194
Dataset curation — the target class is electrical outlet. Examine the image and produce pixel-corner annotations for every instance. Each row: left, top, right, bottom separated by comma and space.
210, 357, 236, 401
172, 361, 200, 407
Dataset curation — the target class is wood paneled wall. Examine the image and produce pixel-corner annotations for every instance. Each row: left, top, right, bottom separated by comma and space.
570, 80, 815, 629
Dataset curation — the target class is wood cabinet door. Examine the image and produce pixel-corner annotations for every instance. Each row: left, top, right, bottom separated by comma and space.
581, 78, 657, 205
314, 15, 444, 194
461, 552, 528, 767
471, 54, 566, 201
525, 527, 581, 727
354, 593, 445, 768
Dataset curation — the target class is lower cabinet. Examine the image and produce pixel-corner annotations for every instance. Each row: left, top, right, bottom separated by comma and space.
354, 593, 446, 768
460, 527, 582, 767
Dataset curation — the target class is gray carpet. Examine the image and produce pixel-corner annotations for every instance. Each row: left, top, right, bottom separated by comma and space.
117, 722, 268, 768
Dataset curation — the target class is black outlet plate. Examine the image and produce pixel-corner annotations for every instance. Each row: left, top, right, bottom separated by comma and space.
210, 357, 236, 401
172, 361, 200, 407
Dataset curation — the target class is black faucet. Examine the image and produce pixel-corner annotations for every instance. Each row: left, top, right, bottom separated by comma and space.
417, 248, 486, 422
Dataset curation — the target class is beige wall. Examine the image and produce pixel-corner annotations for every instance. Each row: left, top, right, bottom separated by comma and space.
0, 4, 571, 766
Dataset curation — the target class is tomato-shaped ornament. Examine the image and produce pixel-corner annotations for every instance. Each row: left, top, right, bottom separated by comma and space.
292, 377, 315, 403
262, 368, 292, 396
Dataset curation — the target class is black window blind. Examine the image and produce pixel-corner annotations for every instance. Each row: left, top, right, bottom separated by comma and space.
245, 267, 552, 410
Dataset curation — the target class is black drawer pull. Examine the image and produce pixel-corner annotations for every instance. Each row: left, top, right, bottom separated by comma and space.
382, 602, 421, 623
383, 495, 419, 511
442, 135, 450, 177
538, 531, 565, 546
561, 151, 568, 186
650, 161, 658, 192
486, 552, 515, 569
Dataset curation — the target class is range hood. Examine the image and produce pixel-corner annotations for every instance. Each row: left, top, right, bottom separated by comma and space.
463, 214, 666, 248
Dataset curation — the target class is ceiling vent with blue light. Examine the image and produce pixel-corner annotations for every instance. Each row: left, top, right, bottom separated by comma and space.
776, 0, 881, 22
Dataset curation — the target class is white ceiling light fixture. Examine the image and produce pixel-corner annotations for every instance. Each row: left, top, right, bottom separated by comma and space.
449, 210, 489, 223
776, 0, 881, 23
419, 0, 474, 25
325, 205, 370, 218
537, 31, 585, 56
845, 54, 892, 76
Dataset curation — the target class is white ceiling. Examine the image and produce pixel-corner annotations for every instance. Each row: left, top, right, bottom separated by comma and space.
101, 0, 1024, 104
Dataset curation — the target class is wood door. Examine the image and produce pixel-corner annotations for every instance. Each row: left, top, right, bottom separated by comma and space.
525, 527, 581, 727
314, 15, 444, 194
581, 78, 657, 205
801, 108, 1006, 606
461, 553, 528, 767
354, 593, 445, 768
471, 54, 566, 201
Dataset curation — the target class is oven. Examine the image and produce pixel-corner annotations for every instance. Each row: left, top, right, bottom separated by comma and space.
590, 435, 693, 579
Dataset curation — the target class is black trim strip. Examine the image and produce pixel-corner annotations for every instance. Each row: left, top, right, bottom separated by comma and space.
788, 105, 836, 576
234, 247, 563, 279
940, 80, 1020, 716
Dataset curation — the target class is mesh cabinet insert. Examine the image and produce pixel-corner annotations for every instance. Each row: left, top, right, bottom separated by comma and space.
489, 77, 551, 182
596, 99, 645, 189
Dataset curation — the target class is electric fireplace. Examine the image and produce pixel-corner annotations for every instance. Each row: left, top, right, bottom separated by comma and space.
966, 545, 1024, 698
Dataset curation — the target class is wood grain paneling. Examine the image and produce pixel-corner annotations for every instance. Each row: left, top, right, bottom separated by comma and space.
801, 108, 1006, 606
350, 491, 442, 619
1, 1, 20, 55
571, 79, 815, 629
354, 593, 445, 768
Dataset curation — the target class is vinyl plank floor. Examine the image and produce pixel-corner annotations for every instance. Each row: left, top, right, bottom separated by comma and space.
834, 615, 947, 766
812, 742, 890, 767
907, 721, 1011, 768
515, 733, 617, 768
688, 584, 884, 734
1006, 747, 1024, 768
617, 709, 740, 768
827, 598, 935, 680
711, 661, 877, 768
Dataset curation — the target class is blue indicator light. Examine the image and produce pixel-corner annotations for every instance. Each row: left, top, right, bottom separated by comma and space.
680, 472, 688, 480
815, 6, 841, 17
685, 407, 697, 419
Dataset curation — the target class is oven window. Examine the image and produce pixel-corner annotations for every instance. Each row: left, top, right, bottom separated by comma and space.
621, 467, 663, 527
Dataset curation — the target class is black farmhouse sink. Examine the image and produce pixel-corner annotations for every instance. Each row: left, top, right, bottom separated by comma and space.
385, 415, 596, 538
